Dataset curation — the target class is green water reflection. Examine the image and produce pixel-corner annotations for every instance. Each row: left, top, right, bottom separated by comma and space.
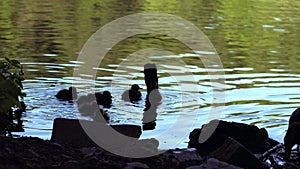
1, 0, 300, 74
1, 0, 300, 144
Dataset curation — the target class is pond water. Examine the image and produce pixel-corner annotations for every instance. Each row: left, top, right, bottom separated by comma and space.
1, 0, 300, 149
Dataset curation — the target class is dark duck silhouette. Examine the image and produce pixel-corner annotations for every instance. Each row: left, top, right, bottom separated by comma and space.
55, 87, 78, 101
284, 107, 300, 160
122, 84, 142, 102
95, 91, 112, 108
77, 100, 109, 122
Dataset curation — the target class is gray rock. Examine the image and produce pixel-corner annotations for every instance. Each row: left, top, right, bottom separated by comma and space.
124, 138, 159, 157
80, 147, 97, 158
124, 162, 149, 169
186, 158, 242, 169
169, 148, 203, 162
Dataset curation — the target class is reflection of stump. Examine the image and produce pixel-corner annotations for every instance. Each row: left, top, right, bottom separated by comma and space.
142, 64, 160, 130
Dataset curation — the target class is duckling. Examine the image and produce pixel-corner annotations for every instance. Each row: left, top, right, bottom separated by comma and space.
122, 84, 142, 102
95, 108, 110, 122
55, 87, 77, 101
76, 95, 87, 106
95, 91, 112, 108
77, 101, 109, 122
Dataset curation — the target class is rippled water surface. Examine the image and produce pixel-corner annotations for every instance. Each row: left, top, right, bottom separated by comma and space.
2, 0, 300, 149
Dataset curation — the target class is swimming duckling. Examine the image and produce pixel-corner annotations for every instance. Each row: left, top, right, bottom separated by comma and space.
95, 91, 112, 108
76, 95, 88, 106
122, 84, 142, 102
96, 108, 110, 122
77, 101, 109, 122
55, 87, 77, 101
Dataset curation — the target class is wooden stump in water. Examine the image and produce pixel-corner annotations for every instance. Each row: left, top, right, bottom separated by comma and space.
144, 63, 158, 95
142, 64, 160, 130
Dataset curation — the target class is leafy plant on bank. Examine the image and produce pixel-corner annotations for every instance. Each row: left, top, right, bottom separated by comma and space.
0, 57, 26, 136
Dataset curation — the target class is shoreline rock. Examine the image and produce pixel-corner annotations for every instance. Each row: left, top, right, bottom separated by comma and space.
1, 119, 298, 168
0, 136, 241, 169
